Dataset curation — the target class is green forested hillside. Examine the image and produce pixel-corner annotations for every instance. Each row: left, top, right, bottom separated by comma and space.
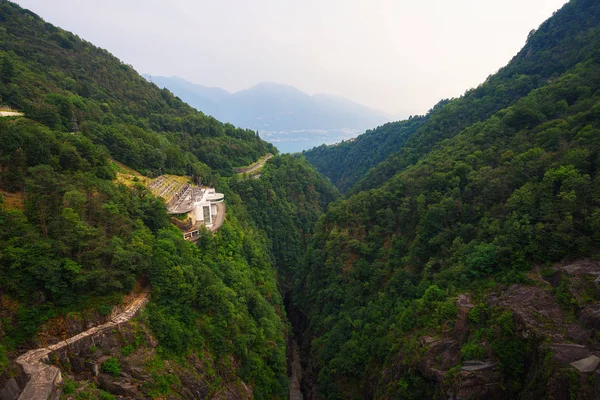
295, 0, 600, 398
302, 116, 426, 193
304, 0, 600, 196
4, 0, 600, 398
230, 155, 340, 279
0, 1, 339, 398
0, 1, 275, 177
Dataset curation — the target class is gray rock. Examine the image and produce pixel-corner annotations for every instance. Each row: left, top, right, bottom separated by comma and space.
565, 324, 592, 344
98, 374, 139, 397
544, 343, 590, 365
0, 378, 21, 400
581, 304, 600, 330
461, 360, 497, 372
570, 355, 600, 373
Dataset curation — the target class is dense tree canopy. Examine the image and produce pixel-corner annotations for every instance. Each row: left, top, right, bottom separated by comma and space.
304, 0, 600, 197
0, 1, 276, 177
297, 0, 600, 397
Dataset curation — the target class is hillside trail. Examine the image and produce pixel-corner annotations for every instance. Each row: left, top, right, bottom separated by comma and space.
15, 290, 149, 399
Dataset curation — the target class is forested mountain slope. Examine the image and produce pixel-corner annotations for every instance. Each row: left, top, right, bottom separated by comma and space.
304, 0, 600, 195
303, 116, 426, 192
294, 0, 600, 398
0, 1, 338, 398
0, 1, 275, 176
230, 154, 340, 279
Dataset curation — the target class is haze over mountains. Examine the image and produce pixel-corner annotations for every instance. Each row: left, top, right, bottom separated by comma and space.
145, 75, 395, 153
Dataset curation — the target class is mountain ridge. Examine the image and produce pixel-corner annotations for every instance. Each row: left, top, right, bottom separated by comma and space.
145, 75, 395, 152
304, 0, 600, 194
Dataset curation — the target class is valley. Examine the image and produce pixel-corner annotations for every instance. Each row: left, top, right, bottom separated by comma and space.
1, 0, 600, 399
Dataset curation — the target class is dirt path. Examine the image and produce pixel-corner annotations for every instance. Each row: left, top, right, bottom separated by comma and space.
15, 291, 149, 399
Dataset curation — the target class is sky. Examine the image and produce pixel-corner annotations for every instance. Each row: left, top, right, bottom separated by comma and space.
14, 0, 568, 116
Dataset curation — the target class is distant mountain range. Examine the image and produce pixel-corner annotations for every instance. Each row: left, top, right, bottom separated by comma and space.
144, 75, 395, 153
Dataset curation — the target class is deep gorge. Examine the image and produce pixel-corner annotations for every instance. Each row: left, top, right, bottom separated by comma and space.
3, 0, 600, 398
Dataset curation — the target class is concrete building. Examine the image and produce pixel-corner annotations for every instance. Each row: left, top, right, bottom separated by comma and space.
194, 188, 224, 228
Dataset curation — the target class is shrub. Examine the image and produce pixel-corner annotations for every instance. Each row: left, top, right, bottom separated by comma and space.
101, 357, 121, 376
120, 344, 135, 357
62, 378, 76, 394
99, 390, 116, 400
460, 341, 486, 360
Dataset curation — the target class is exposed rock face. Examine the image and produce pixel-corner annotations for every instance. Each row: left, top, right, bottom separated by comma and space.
454, 294, 474, 343
418, 335, 505, 399
420, 337, 460, 381
581, 304, 600, 330
560, 259, 600, 280
10, 292, 149, 400
497, 277, 600, 399
497, 285, 564, 337
448, 367, 505, 400
0, 378, 20, 400
414, 279, 600, 400
543, 343, 590, 365
565, 323, 592, 344
98, 374, 140, 397
416, 295, 507, 400
461, 360, 497, 372
557, 260, 600, 307
0, 362, 28, 400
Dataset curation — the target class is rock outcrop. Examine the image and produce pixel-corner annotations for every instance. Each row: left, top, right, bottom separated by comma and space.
10, 291, 149, 400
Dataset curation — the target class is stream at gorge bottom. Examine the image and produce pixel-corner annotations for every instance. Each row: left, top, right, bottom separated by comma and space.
285, 291, 311, 400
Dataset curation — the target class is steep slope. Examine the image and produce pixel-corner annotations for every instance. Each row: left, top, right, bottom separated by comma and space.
0, 2, 338, 399
303, 115, 427, 192
294, 0, 600, 398
304, 0, 600, 195
230, 154, 340, 279
0, 2, 275, 176
149, 77, 393, 153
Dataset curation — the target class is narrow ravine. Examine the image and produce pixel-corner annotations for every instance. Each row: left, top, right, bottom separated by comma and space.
285, 291, 310, 400
288, 337, 304, 400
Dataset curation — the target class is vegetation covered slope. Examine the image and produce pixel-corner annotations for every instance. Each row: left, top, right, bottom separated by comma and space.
304, 0, 600, 196
302, 116, 426, 193
0, 1, 275, 177
0, 63, 287, 400
294, 0, 600, 398
230, 154, 340, 280
0, 2, 337, 398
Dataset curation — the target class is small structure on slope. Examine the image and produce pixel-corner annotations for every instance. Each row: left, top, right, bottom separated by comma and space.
0, 106, 24, 117
147, 175, 225, 241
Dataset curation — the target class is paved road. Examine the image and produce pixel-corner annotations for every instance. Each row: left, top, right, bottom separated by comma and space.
15, 291, 149, 400
210, 202, 226, 232
239, 153, 273, 175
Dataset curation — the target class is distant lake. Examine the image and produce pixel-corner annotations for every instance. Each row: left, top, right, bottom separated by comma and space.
261, 128, 361, 153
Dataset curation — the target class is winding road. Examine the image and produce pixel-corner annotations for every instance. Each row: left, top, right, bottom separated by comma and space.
15, 291, 149, 400
237, 153, 273, 176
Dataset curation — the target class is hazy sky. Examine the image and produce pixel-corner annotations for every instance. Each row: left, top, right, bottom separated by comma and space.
14, 0, 568, 115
